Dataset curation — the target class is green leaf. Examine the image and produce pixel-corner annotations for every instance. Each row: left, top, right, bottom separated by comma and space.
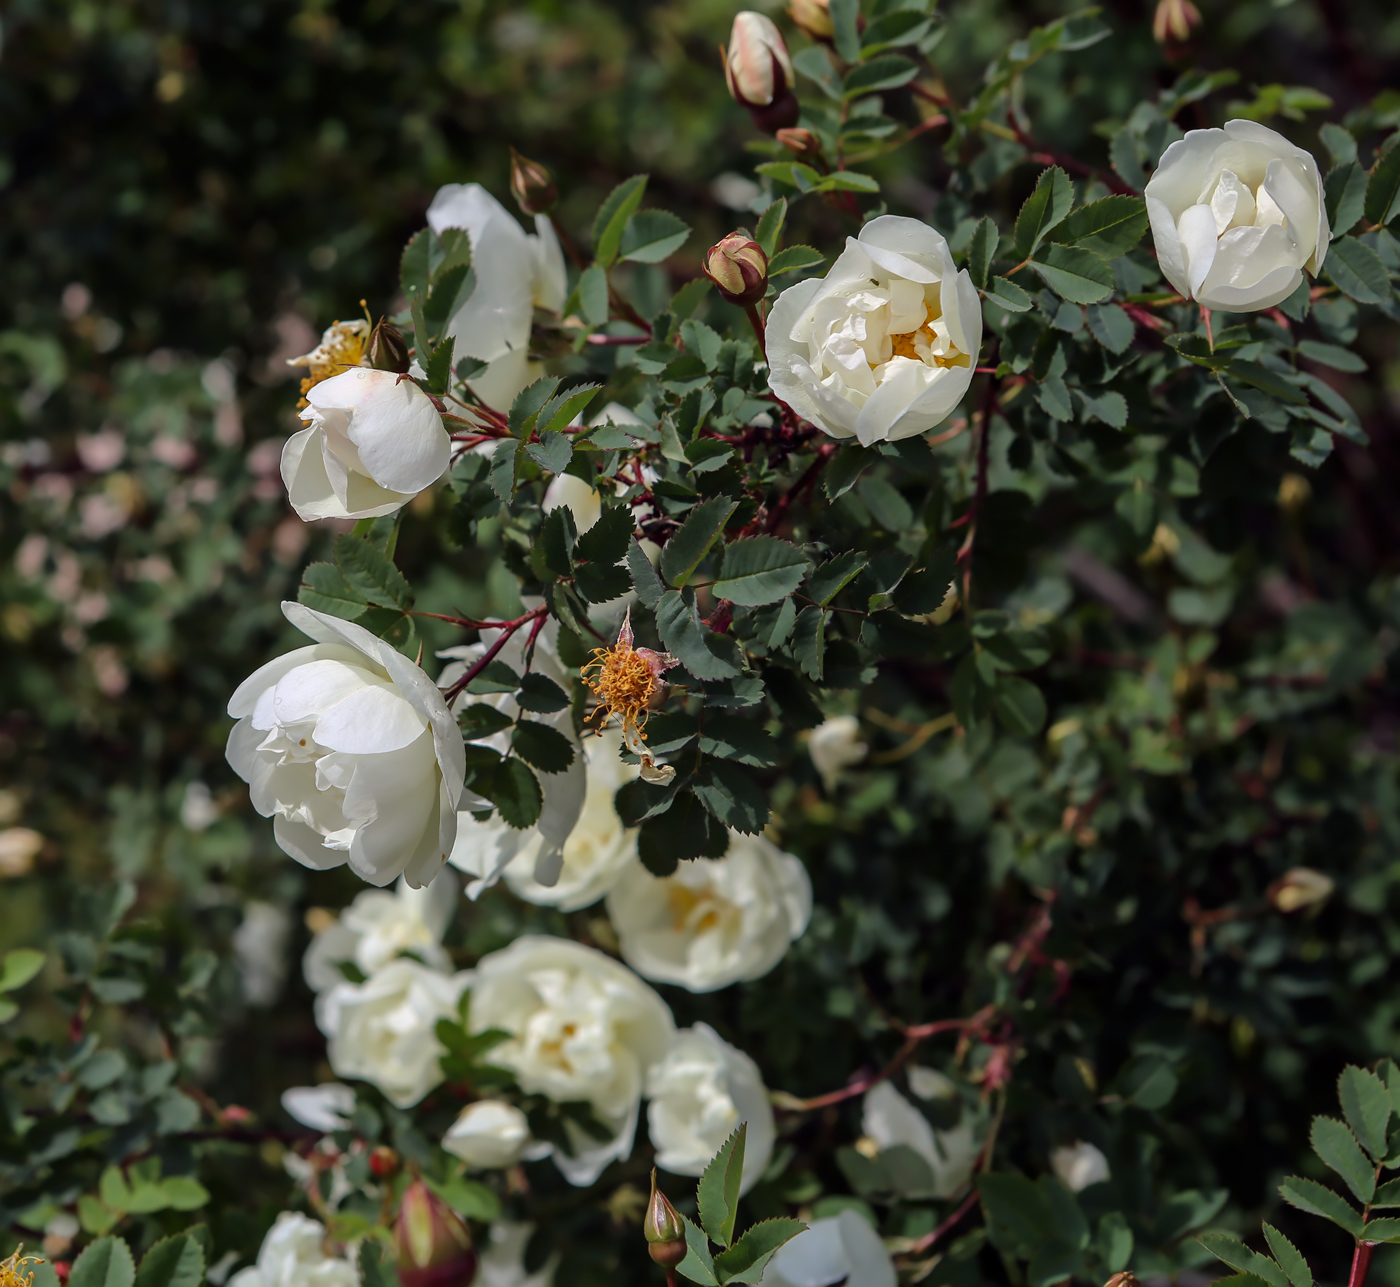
638, 792, 728, 874
993, 675, 1047, 736
1054, 195, 1148, 256
655, 590, 743, 681
818, 170, 880, 194
807, 551, 868, 605
985, 276, 1034, 312
574, 505, 634, 566
69, 1238, 136, 1287
698, 1123, 748, 1248
969, 217, 999, 290
829, 0, 861, 63
1326, 162, 1368, 237
1362, 1218, 1400, 1242
1279, 1176, 1365, 1237
1374, 1178, 1400, 1207
489, 438, 520, 502
1321, 122, 1358, 166
334, 535, 414, 610
491, 758, 543, 829
1086, 303, 1135, 355
593, 174, 648, 267
537, 382, 603, 438
1014, 166, 1073, 259
1340, 1066, 1393, 1161
1365, 140, 1400, 228
525, 431, 573, 476
1324, 236, 1392, 306
428, 1175, 502, 1222
579, 264, 610, 327
1312, 1116, 1376, 1202
0, 948, 45, 992
768, 245, 826, 276
1028, 244, 1115, 304
1262, 1224, 1312, 1287
423, 263, 470, 343
1297, 340, 1366, 372
756, 198, 787, 258
843, 55, 918, 97
712, 537, 810, 606
359, 1241, 401, 1287
516, 673, 570, 714
620, 209, 691, 263
1079, 389, 1129, 429
677, 1216, 720, 1287
694, 756, 770, 834
698, 713, 779, 767
299, 562, 368, 620
1198, 1233, 1288, 1287
893, 544, 958, 616
713, 1218, 807, 1285
400, 227, 431, 299
792, 606, 826, 681
135, 1236, 204, 1287
511, 721, 576, 774
460, 705, 514, 740
629, 538, 666, 608
424, 335, 455, 394
661, 496, 739, 589
159, 1177, 210, 1211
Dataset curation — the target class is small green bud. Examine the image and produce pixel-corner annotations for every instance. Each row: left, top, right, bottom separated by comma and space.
644, 1168, 685, 1250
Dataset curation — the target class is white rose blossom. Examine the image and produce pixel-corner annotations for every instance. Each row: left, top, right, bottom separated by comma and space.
302, 869, 458, 993
807, 716, 867, 792
766, 216, 982, 446
1049, 1139, 1111, 1192
605, 831, 812, 993
476, 1222, 559, 1287
280, 1082, 355, 1133
426, 183, 567, 412
442, 624, 586, 898
467, 935, 674, 1186
315, 958, 471, 1109
761, 1211, 896, 1287
281, 366, 450, 521
861, 1072, 980, 1199
646, 1023, 775, 1194
226, 602, 466, 889
441, 1099, 539, 1170
232, 901, 292, 1007
228, 1212, 358, 1287
1145, 118, 1329, 312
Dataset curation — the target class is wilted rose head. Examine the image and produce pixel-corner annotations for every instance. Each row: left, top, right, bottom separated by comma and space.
509, 147, 558, 216
582, 608, 679, 782
724, 12, 800, 133
704, 233, 769, 306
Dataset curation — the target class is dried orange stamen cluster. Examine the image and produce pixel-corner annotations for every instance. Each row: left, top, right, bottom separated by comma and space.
582, 640, 661, 746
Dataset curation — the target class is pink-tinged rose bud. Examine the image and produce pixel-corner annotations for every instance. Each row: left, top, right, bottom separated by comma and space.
394, 1181, 477, 1287
724, 12, 800, 133
509, 147, 558, 216
788, 0, 834, 41
1152, 0, 1201, 45
703, 233, 769, 307
1267, 868, 1334, 914
644, 1169, 688, 1268
776, 126, 826, 168
1104, 1274, 1142, 1287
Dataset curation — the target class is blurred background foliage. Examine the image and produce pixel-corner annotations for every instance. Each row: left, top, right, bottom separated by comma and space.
5, 0, 1400, 1283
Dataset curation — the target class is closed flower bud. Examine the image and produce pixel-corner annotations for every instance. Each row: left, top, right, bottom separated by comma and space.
724, 13, 800, 133
1268, 868, 1334, 914
788, 0, 834, 41
704, 233, 769, 307
509, 147, 558, 216
776, 127, 824, 167
1104, 1274, 1141, 1287
369, 1145, 400, 1178
1152, 0, 1200, 46
394, 1181, 477, 1287
366, 318, 411, 374
645, 1169, 687, 1266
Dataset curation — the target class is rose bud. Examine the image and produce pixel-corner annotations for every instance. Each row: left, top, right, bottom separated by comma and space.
1152, 0, 1201, 46
644, 1168, 688, 1269
776, 127, 825, 167
509, 147, 558, 216
1104, 1274, 1141, 1287
369, 1144, 401, 1178
723, 12, 800, 133
394, 1180, 477, 1287
703, 233, 769, 307
366, 318, 411, 374
788, 0, 834, 42
1268, 868, 1335, 914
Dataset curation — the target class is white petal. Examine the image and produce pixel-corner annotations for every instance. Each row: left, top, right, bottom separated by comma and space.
271, 659, 373, 726
1145, 127, 1231, 218
531, 214, 569, 312
1146, 195, 1189, 298
281, 426, 353, 521
312, 683, 427, 755
857, 214, 947, 283
1176, 203, 1220, 300
228, 645, 325, 718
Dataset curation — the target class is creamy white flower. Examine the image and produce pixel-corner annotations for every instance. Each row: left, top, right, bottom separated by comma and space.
280, 1082, 355, 1133
862, 1074, 979, 1199
646, 1023, 775, 1194
228, 1213, 358, 1287
315, 958, 471, 1108
542, 473, 602, 534
303, 870, 458, 993
1049, 1140, 1111, 1192
427, 184, 567, 412
808, 716, 867, 791
233, 901, 292, 1006
477, 1223, 558, 1287
767, 216, 982, 446
180, 780, 220, 831
442, 1100, 533, 1169
501, 728, 638, 911
762, 1211, 896, 1287
281, 367, 450, 521
442, 624, 586, 898
1146, 119, 1329, 312
605, 831, 812, 993
725, 13, 794, 109
226, 602, 466, 889
468, 936, 674, 1186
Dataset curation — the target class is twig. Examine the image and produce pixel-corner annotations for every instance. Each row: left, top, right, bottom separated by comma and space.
440, 605, 550, 705
957, 350, 1001, 611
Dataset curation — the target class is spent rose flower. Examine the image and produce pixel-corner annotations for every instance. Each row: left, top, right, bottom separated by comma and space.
724, 13, 799, 132
861, 1073, 979, 1199
441, 1100, 534, 1169
1050, 1139, 1111, 1191
226, 602, 466, 889
1145, 119, 1329, 312
582, 608, 679, 785
605, 830, 813, 993
646, 1023, 776, 1194
315, 958, 471, 1109
426, 184, 568, 411
467, 936, 675, 1186
762, 1211, 896, 1287
228, 1212, 358, 1287
766, 216, 982, 445
281, 367, 450, 521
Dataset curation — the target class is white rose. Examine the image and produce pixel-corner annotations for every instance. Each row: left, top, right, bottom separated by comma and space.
766, 216, 982, 446
226, 602, 466, 889
441, 625, 586, 898
501, 728, 638, 912
646, 1023, 775, 1194
861, 1073, 979, 1199
468, 936, 674, 1186
280, 1082, 355, 1133
281, 367, 450, 521
303, 869, 458, 993
1146, 118, 1329, 312
233, 901, 292, 1007
807, 716, 867, 791
761, 1211, 896, 1287
315, 958, 471, 1108
542, 473, 602, 534
442, 1100, 533, 1169
427, 184, 567, 412
228, 1212, 358, 1287
476, 1222, 558, 1287
1049, 1139, 1111, 1192
605, 831, 812, 993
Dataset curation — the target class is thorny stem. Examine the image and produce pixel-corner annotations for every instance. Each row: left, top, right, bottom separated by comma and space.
440, 605, 550, 705
1007, 121, 1135, 196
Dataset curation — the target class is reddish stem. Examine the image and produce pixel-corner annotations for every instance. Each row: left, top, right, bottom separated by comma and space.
1350, 1241, 1375, 1287
744, 301, 768, 361
957, 352, 1001, 608
906, 1187, 980, 1255
440, 606, 550, 705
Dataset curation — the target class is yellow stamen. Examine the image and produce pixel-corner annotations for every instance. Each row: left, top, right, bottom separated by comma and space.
288, 319, 370, 407
667, 884, 724, 933
0, 1247, 42, 1287
581, 639, 662, 747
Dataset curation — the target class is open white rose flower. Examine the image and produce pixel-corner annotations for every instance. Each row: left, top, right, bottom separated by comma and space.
646, 1023, 775, 1194
862, 1071, 980, 1199
229, 1212, 358, 1287
281, 367, 450, 521
761, 1211, 896, 1287
442, 1099, 536, 1170
315, 957, 470, 1109
1049, 1139, 1111, 1192
766, 215, 982, 446
226, 602, 466, 889
808, 715, 867, 792
605, 830, 812, 993
426, 183, 568, 412
477, 1222, 559, 1287
1146, 118, 1329, 312
467, 935, 674, 1186
302, 869, 458, 993
442, 623, 586, 898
